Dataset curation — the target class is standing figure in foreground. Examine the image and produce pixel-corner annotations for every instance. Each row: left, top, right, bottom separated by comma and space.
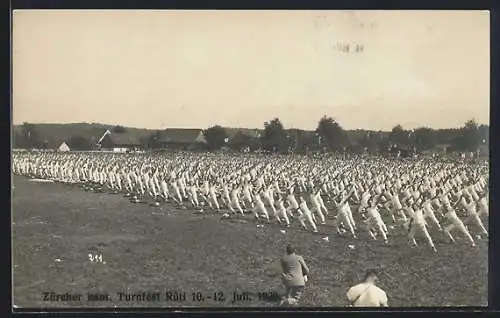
280, 244, 310, 306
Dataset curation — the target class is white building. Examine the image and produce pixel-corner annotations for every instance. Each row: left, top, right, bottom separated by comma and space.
58, 142, 70, 152
112, 147, 129, 153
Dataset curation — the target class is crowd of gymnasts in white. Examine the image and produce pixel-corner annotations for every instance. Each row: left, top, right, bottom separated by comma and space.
13, 152, 489, 252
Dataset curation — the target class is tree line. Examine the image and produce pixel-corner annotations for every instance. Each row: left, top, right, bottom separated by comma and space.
202, 117, 488, 155
13, 118, 488, 155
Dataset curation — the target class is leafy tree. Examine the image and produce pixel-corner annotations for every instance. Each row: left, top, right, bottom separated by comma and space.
449, 120, 481, 152
112, 125, 127, 133
478, 124, 489, 144
413, 127, 436, 151
261, 118, 288, 153
315, 116, 346, 152
203, 125, 227, 151
67, 135, 92, 150
434, 128, 457, 146
460, 119, 481, 152
389, 124, 409, 147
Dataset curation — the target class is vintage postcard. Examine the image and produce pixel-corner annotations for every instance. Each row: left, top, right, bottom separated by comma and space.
12, 10, 489, 310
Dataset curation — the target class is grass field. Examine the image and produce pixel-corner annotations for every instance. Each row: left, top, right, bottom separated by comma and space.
12, 175, 488, 308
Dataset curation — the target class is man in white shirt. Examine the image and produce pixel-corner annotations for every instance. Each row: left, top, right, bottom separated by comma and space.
254, 190, 271, 222
188, 182, 202, 209
406, 202, 438, 253
333, 188, 357, 238
299, 196, 318, 233
364, 196, 389, 244
230, 185, 245, 216
310, 189, 326, 225
286, 186, 300, 218
461, 195, 488, 237
275, 195, 291, 227
422, 195, 442, 231
443, 196, 476, 247
477, 194, 488, 218
346, 270, 388, 307
387, 189, 407, 222
358, 188, 371, 217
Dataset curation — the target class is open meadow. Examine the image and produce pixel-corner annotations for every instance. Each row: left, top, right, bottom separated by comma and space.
12, 175, 488, 308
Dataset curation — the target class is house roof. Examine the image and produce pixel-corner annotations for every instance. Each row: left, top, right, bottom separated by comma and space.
229, 131, 255, 144
106, 133, 141, 146
158, 129, 206, 144
223, 128, 239, 139
224, 128, 261, 139
287, 129, 315, 136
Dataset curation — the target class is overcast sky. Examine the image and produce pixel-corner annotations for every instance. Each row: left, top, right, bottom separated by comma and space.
13, 10, 489, 131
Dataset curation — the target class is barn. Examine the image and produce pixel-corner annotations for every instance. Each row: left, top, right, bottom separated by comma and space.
99, 133, 141, 153
157, 129, 208, 150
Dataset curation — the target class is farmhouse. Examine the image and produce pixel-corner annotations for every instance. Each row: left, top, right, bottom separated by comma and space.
99, 133, 141, 153
157, 129, 207, 150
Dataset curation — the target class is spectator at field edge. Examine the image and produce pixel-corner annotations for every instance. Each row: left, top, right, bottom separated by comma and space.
346, 269, 388, 307
280, 244, 309, 306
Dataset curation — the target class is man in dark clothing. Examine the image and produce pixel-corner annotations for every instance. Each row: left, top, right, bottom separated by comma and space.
280, 244, 310, 306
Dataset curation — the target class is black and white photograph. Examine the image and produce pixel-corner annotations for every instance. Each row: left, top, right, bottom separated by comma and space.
12, 10, 489, 308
